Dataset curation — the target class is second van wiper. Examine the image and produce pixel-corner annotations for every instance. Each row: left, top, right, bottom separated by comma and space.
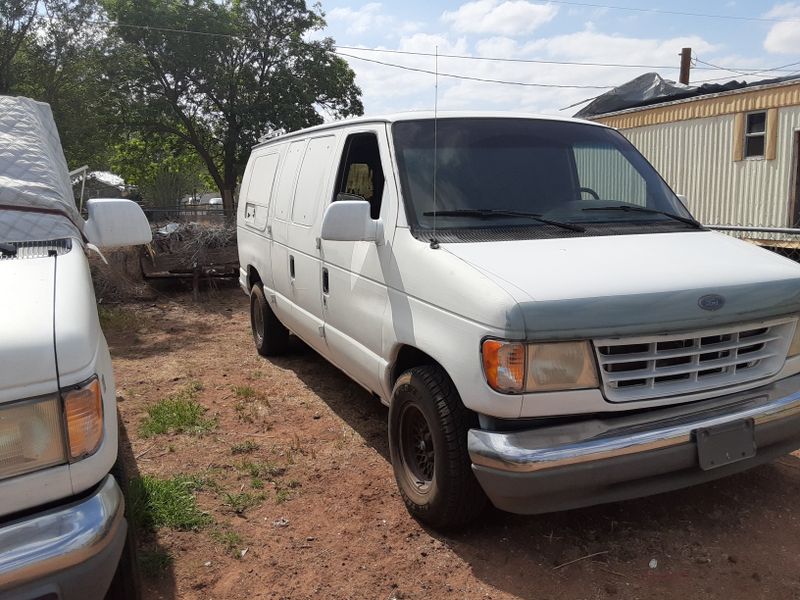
423, 209, 585, 232
581, 205, 703, 228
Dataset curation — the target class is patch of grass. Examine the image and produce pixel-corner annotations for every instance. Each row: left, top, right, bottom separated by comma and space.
231, 440, 260, 455
139, 548, 173, 578
128, 475, 211, 532
222, 491, 264, 515
97, 305, 140, 332
232, 385, 257, 399
210, 528, 245, 559
250, 477, 264, 490
275, 488, 291, 504
139, 382, 216, 438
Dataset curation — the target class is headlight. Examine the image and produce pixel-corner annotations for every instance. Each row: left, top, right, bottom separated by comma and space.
482, 339, 599, 393
789, 322, 800, 357
0, 396, 66, 481
64, 377, 104, 460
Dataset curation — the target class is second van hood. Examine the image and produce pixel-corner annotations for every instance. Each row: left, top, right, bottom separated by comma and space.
443, 231, 800, 339
0, 241, 102, 403
0, 256, 59, 402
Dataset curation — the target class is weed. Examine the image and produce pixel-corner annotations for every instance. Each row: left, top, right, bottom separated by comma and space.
251, 477, 264, 490
231, 440, 260, 455
286, 479, 301, 489
97, 305, 141, 332
232, 385, 257, 399
139, 382, 216, 437
139, 548, 173, 578
127, 475, 211, 531
222, 491, 264, 515
210, 528, 244, 559
275, 488, 291, 504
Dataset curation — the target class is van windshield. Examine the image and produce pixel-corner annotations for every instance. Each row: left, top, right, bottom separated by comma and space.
391, 118, 698, 240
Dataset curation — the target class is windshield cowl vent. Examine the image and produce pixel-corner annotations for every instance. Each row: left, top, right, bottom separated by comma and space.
0, 239, 72, 260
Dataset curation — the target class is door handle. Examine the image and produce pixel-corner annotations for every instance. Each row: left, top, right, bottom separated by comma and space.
322, 267, 329, 294
289, 255, 295, 279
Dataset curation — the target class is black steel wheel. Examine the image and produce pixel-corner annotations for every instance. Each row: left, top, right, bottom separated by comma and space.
388, 364, 487, 529
250, 284, 290, 357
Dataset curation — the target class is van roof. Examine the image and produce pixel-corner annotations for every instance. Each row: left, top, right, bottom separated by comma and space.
254, 111, 609, 148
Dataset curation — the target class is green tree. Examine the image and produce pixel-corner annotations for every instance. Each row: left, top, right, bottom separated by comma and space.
110, 135, 211, 210
8, 0, 123, 168
0, 0, 38, 93
105, 0, 363, 217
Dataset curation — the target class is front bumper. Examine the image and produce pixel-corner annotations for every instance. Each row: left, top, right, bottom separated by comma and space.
0, 475, 127, 600
468, 373, 800, 514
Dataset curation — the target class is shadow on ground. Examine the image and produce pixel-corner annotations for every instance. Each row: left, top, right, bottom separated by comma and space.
278, 346, 800, 598
118, 421, 177, 600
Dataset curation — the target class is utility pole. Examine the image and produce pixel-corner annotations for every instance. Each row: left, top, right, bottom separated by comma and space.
679, 47, 692, 85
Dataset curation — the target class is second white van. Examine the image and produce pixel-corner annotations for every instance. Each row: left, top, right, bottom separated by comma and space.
238, 113, 800, 529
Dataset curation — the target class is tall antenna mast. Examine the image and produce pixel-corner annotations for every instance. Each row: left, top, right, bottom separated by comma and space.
431, 45, 440, 249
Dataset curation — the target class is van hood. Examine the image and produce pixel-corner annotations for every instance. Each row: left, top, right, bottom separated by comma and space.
0, 240, 101, 402
0, 256, 59, 402
443, 231, 800, 339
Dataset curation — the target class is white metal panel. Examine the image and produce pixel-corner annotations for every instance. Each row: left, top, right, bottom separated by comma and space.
619, 106, 800, 239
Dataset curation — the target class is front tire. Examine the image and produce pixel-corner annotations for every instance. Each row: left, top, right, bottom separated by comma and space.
250, 284, 290, 356
388, 365, 487, 529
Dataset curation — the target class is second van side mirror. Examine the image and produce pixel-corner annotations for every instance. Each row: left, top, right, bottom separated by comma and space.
84, 198, 152, 247
320, 200, 383, 244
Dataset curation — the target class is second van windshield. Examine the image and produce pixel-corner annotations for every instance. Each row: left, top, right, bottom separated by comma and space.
391, 118, 696, 239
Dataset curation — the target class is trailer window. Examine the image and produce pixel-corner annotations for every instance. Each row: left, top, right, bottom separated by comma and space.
744, 111, 766, 158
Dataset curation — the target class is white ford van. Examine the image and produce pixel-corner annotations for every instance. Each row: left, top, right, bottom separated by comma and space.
237, 113, 800, 529
0, 97, 151, 598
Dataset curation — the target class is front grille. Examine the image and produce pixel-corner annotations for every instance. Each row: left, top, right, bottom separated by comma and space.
0, 239, 71, 260
595, 319, 796, 402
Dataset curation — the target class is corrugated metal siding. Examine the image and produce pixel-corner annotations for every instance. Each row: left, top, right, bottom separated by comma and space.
620, 106, 800, 239
573, 145, 647, 205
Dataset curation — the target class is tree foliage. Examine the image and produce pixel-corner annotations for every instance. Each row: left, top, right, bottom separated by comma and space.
110, 135, 211, 209
105, 0, 363, 215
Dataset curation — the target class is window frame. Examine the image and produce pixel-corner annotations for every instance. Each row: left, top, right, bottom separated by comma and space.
332, 131, 386, 220
743, 110, 767, 159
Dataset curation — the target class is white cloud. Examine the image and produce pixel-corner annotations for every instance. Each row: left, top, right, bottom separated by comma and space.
328, 3, 390, 35
763, 3, 800, 54
441, 0, 558, 36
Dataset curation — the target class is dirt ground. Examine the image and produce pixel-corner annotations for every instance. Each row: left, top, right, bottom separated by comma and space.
108, 285, 800, 600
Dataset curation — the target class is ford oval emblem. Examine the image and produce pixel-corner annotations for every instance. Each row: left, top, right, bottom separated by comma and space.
698, 294, 725, 311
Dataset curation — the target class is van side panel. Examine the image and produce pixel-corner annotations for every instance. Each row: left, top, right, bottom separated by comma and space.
270, 139, 308, 333
284, 134, 339, 354
237, 144, 285, 293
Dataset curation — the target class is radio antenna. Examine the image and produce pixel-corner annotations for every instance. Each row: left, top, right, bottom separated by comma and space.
430, 45, 440, 249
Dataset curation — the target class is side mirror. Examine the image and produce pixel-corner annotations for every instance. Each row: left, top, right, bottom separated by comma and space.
320, 200, 383, 243
84, 198, 152, 247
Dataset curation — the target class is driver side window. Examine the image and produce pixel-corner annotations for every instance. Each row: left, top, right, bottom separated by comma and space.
333, 133, 385, 219
573, 144, 647, 206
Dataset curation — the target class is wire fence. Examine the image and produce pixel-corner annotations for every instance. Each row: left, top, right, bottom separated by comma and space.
143, 206, 228, 224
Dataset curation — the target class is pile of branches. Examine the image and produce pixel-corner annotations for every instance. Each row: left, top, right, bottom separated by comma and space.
149, 222, 237, 267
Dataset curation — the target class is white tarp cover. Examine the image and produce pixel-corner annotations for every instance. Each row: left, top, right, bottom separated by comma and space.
0, 95, 83, 242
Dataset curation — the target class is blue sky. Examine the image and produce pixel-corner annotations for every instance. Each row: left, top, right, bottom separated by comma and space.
315, 1, 800, 116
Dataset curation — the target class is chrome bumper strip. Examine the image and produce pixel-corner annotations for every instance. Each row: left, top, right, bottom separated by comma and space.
0, 475, 124, 589
469, 378, 800, 474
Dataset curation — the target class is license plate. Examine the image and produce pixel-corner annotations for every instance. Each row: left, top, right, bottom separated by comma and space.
696, 419, 756, 471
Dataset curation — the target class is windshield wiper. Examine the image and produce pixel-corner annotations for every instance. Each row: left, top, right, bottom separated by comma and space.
581, 205, 703, 228
422, 209, 585, 232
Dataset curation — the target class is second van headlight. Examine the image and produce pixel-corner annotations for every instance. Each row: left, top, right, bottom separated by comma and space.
482, 339, 599, 393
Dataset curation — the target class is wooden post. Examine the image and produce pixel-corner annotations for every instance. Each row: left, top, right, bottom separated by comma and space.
679, 47, 692, 85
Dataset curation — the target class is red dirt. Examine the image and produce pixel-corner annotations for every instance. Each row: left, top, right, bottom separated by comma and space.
109, 287, 800, 600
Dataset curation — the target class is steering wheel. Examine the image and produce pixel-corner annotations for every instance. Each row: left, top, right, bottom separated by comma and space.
579, 187, 600, 200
